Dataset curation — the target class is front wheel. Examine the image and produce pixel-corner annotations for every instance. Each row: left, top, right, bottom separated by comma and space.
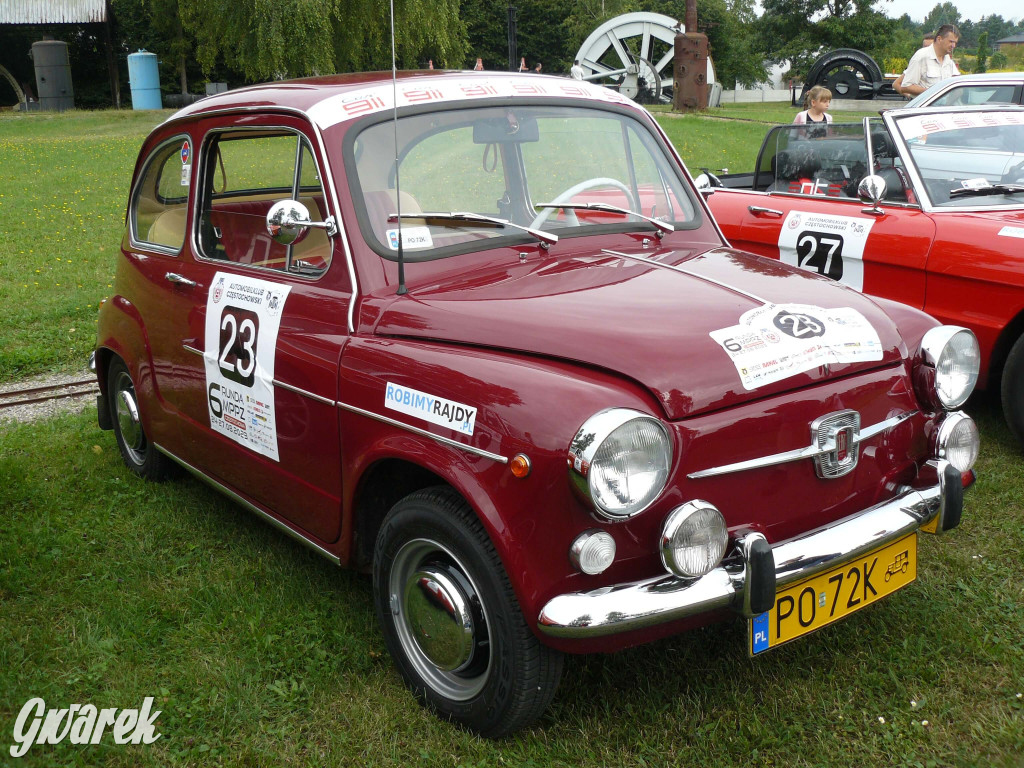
107, 357, 175, 480
373, 487, 563, 737
1002, 334, 1024, 449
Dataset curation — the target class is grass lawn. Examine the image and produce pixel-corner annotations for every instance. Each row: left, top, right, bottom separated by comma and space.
1, 104, 1021, 766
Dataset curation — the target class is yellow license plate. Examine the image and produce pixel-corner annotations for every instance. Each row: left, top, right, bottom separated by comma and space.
750, 533, 917, 655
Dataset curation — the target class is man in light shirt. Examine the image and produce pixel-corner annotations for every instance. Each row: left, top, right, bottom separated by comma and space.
898, 24, 960, 97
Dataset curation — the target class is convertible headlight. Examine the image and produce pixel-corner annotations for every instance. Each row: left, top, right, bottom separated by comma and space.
935, 411, 980, 472
568, 408, 672, 519
916, 326, 980, 410
660, 501, 729, 578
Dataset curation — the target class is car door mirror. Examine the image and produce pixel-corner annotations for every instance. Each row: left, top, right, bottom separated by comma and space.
266, 199, 337, 245
858, 175, 887, 215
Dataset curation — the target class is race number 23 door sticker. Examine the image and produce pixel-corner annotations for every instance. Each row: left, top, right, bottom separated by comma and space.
204, 272, 292, 461
777, 211, 874, 292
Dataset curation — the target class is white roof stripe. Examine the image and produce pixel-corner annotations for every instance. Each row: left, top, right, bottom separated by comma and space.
307, 75, 636, 129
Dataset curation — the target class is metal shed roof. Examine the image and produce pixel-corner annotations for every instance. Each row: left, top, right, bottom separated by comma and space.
0, 0, 107, 24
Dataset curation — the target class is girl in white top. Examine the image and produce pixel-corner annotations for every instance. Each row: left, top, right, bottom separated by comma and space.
793, 85, 832, 136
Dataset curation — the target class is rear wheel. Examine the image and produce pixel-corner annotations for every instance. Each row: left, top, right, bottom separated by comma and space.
373, 487, 563, 736
107, 358, 175, 480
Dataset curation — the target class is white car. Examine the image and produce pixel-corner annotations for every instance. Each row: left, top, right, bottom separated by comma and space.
903, 72, 1024, 108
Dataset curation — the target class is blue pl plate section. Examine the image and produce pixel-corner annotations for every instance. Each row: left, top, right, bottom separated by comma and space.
751, 612, 770, 654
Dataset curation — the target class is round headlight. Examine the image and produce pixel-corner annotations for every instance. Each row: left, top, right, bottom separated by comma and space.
936, 411, 980, 472
918, 327, 980, 409
568, 409, 672, 520
660, 501, 729, 578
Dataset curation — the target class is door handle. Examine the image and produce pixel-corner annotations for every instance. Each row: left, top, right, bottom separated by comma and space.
165, 272, 198, 288
748, 206, 784, 217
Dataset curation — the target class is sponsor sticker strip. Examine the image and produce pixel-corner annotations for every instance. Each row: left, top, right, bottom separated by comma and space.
308, 76, 633, 129
710, 303, 883, 391
895, 110, 1024, 141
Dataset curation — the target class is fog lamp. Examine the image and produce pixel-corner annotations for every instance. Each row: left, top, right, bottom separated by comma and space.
660, 501, 728, 578
570, 530, 616, 575
935, 411, 980, 473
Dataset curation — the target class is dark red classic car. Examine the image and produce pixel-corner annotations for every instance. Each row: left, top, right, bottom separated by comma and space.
93, 72, 981, 736
702, 105, 1024, 446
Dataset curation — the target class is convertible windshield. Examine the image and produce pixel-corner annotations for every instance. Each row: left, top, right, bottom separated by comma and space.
893, 111, 1024, 207
347, 104, 696, 259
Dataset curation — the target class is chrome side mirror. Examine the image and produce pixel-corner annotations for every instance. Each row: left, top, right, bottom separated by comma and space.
694, 173, 714, 196
266, 199, 337, 245
858, 175, 887, 216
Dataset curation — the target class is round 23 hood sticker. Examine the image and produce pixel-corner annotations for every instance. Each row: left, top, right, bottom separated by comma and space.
710, 303, 883, 391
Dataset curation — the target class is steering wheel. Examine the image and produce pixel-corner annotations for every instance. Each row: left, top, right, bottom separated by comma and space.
530, 177, 637, 230
1000, 159, 1024, 184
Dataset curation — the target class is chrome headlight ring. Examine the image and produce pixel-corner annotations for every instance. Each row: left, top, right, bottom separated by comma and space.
915, 326, 980, 410
568, 408, 672, 520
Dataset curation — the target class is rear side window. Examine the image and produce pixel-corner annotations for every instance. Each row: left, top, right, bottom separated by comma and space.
197, 130, 332, 275
131, 135, 190, 252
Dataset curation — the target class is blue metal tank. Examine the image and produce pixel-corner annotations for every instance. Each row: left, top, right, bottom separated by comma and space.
127, 50, 162, 110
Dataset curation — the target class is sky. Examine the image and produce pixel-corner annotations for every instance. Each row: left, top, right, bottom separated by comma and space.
880, 0, 1022, 23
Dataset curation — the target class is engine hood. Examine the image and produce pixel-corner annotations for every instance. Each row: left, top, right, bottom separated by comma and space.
371, 246, 908, 420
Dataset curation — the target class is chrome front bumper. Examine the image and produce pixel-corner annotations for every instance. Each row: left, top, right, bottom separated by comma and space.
537, 461, 964, 639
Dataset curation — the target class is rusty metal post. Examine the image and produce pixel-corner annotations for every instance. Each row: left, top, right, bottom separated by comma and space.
672, 0, 708, 112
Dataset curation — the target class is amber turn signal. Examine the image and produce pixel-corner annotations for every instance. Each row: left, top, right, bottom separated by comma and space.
510, 453, 531, 478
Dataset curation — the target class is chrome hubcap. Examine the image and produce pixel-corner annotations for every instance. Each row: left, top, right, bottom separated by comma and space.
390, 539, 491, 700
404, 566, 476, 672
113, 372, 145, 463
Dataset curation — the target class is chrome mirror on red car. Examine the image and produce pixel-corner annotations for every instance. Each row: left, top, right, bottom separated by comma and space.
266, 199, 337, 244
858, 174, 887, 215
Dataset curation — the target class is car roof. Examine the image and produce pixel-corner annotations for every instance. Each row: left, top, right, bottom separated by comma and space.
905, 71, 1024, 108
163, 71, 642, 131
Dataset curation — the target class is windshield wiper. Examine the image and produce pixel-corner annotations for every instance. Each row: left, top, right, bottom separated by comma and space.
948, 183, 1024, 199
388, 211, 558, 246
534, 201, 675, 236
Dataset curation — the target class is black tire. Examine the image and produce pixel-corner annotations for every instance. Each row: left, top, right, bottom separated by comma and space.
373, 487, 563, 737
1001, 333, 1024, 449
107, 357, 175, 480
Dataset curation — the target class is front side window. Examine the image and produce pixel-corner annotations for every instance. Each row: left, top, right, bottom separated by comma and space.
929, 85, 1019, 107
131, 135, 190, 252
197, 130, 332, 274
347, 104, 697, 260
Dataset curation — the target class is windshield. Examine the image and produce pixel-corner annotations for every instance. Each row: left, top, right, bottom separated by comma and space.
893, 111, 1024, 207
347, 104, 696, 260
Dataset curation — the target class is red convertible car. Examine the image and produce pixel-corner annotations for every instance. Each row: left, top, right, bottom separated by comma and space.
703, 105, 1024, 446
93, 72, 980, 735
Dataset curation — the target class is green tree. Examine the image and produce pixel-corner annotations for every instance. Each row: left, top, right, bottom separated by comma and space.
169, 0, 466, 81
976, 31, 990, 72
922, 3, 961, 35
756, 0, 895, 77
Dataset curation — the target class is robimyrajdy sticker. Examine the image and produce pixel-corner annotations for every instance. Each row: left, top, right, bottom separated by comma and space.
710, 303, 883, 390
385, 382, 476, 436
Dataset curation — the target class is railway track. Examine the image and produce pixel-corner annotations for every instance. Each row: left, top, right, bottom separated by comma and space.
0, 378, 98, 410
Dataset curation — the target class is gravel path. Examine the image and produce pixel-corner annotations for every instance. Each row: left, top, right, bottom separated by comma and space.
0, 370, 99, 425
